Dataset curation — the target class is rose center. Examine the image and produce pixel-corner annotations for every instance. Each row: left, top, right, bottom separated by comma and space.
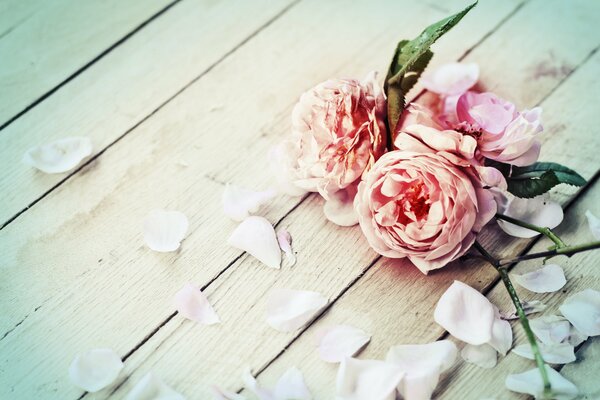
396, 181, 431, 224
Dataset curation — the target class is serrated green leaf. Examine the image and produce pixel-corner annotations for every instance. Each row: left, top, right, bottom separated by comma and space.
510, 162, 587, 187
507, 170, 560, 198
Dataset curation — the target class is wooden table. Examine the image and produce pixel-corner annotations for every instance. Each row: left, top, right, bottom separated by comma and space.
1, 0, 599, 398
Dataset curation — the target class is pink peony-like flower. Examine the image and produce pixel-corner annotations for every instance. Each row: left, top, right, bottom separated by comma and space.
355, 124, 498, 273
270, 72, 387, 198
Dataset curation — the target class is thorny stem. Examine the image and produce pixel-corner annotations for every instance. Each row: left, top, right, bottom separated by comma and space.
496, 213, 567, 249
473, 241, 552, 398
498, 240, 600, 266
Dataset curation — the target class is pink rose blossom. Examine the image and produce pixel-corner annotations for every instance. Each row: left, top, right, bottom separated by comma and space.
271, 72, 387, 198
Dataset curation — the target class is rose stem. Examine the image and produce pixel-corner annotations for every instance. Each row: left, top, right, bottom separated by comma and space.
473, 241, 552, 398
495, 213, 567, 249
497, 240, 600, 266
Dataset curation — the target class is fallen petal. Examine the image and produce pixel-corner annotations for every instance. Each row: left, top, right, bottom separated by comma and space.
223, 184, 276, 221
266, 289, 327, 332
23, 136, 93, 174
505, 366, 578, 399
461, 344, 497, 369
273, 367, 312, 400
68, 348, 123, 392
336, 358, 404, 400
497, 195, 563, 238
559, 289, 600, 336
228, 216, 281, 269
212, 386, 246, 400
512, 264, 566, 293
512, 343, 575, 364
585, 210, 600, 240
173, 283, 220, 325
530, 315, 571, 345
421, 62, 479, 96
317, 325, 371, 363
567, 326, 588, 347
143, 209, 189, 252
434, 281, 495, 345
242, 369, 274, 400
125, 372, 185, 400
276, 228, 297, 267
323, 185, 359, 227
489, 315, 513, 356
501, 300, 547, 320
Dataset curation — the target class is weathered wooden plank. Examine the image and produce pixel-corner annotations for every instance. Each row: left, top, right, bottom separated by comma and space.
561, 338, 600, 399
0, 0, 175, 128
0, 0, 296, 228
0, 0, 524, 398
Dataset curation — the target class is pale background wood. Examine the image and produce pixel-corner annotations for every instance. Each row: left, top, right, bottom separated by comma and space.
0, 0, 598, 399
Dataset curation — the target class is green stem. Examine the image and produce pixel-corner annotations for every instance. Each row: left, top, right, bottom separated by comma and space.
498, 240, 600, 266
496, 213, 567, 249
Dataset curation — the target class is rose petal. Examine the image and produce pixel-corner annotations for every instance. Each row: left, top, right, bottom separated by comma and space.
421, 63, 479, 96
460, 344, 497, 369
559, 289, 600, 336
23, 136, 93, 174
323, 185, 359, 227
505, 366, 578, 399
228, 216, 281, 269
489, 314, 513, 356
317, 325, 371, 363
125, 372, 185, 400
222, 184, 276, 221
335, 358, 404, 400
512, 264, 566, 293
266, 289, 327, 332
434, 281, 495, 345
273, 367, 312, 400
211, 386, 247, 400
276, 228, 296, 267
501, 300, 547, 320
567, 326, 588, 347
530, 315, 571, 345
143, 209, 189, 252
68, 348, 123, 392
173, 283, 220, 325
585, 210, 600, 240
512, 343, 575, 364
497, 195, 563, 238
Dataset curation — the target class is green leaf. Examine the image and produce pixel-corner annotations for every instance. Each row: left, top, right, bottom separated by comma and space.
385, 1, 477, 145
507, 170, 561, 198
510, 162, 587, 187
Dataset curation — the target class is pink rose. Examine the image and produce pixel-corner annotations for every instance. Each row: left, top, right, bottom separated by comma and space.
355, 125, 497, 273
271, 72, 387, 198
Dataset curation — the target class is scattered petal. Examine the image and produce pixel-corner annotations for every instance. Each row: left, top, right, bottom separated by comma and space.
266, 289, 327, 332
335, 358, 404, 400
23, 136, 93, 174
461, 344, 497, 369
242, 369, 273, 400
273, 367, 312, 400
585, 210, 600, 240
505, 366, 578, 399
512, 264, 566, 293
211, 386, 246, 400
421, 62, 479, 96
513, 343, 575, 364
143, 209, 189, 252
68, 348, 123, 392
323, 185, 359, 227
489, 313, 513, 356
501, 300, 547, 320
223, 184, 276, 221
559, 289, 600, 336
317, 325, 371, 363
497, 195, 563, 238
228, 216, 281, 269
276, 228, 297, 267
173, 283, 220, 325
567, 326, 588, 347
530, 315, 571, 345
125, 372, 185, 400
434, 281, 495, 345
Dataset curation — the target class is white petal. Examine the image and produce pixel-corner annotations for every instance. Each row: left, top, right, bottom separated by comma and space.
222, 184, 276, 221
266, 289, 327, 332
489, 315, 513, 356
585, 210, 600, 240
512, 264, 566, 293
317, 325, 371, 363
173, 283, 220, 325
242, 369, 275, 400
23, 136, 93, 174
274, 367, 312, 400
505, 366, 578, 399
512, 343, 575, 364
125, 372, 185, 400
276, 228, 297, 267
211, 386, 246, 400
421, 62, 479, 96
335, 358, 404, 400
530, 315, 571, 345
567, 326, 588, 347
228, 216, 281, 269
434, 281, 495, 345
68, 348, 123, 392
323, 185, 359, 227
497, 195, 563, 238
501, 300, 547, 320
143, 210, 189, 252
460, 344, 497, 369
559, 289, 600, 336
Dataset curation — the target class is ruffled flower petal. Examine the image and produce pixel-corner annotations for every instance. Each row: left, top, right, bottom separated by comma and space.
585, 210, 600, 240
143, 209, 189, 252
460, 344, 497, 369
559, 289, 600, 336
68, 348, 123, 392
222, 184, 276, 221
266, 289, 327, 332
273, 367, 312, 400
335, 358, 404, 400
512, 264, 566, 293
323, 185, 359, 227
23, 136, 93, 174
512, 343, 575, 364
316, 325, 371, 363
173, 283, 220, 325
421, 63, 479, 96
276, 228, 296, 267
228, 216, 281, 269
497, 195, 563, 238
125, 372, 185, 400
505, 366, 578, 399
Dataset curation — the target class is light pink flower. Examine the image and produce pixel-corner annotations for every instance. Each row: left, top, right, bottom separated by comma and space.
271, 72, 387, 198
